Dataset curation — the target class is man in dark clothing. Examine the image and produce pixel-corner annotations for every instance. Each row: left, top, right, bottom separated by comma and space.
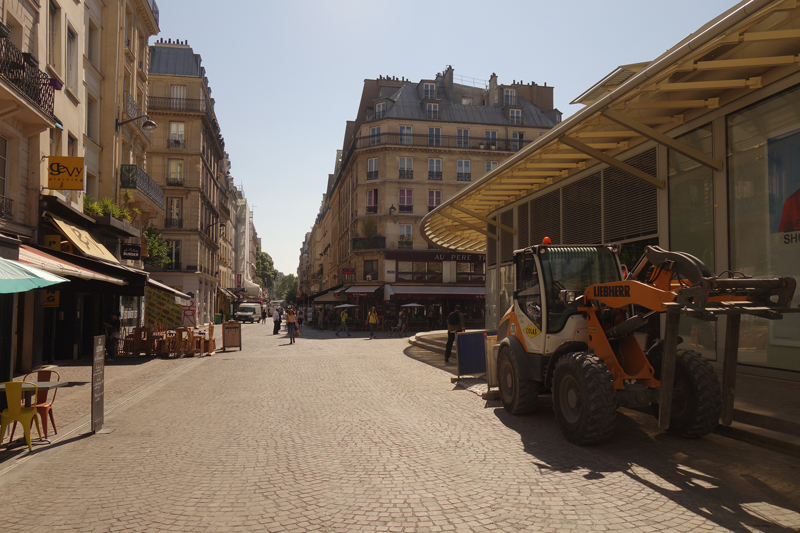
444, 305, 465, 364
272, 308, 281, 335
104, 312, 121, 361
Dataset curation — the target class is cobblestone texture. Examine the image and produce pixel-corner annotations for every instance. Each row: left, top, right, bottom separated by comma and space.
0, 324, 798, 532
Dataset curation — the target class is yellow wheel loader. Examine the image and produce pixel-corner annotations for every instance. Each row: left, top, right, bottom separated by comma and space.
495, 243, 799, 445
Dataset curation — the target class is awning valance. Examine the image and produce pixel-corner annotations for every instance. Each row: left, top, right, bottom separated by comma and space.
19, 245, 125, 286
147, 279, 192, 306
47, 214, 119, 263
386, 285, 485, 299
314, 291, 347, 303
218, 287, 237, 300
345, 285, 380, 297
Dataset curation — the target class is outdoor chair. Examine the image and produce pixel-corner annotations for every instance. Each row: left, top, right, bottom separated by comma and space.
10, 370, 60, 439
0, 382, 43, 452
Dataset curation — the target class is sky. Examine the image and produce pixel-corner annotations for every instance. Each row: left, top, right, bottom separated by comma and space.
156, 0, 741, 275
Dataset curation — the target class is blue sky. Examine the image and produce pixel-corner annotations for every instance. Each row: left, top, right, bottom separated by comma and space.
155, 0, 740, 275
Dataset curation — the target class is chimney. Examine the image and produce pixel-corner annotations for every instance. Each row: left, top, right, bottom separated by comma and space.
489, 73, 498, 107
444, 65, 454, 100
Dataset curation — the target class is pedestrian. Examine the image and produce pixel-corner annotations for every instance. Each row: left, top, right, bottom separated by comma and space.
444, 305, 465, 364
367, 306, 378, 339
399, 310, 408, 337
335, 308, 351, 337
104, 312, 121, 361
297, 309, 304, 331
427, 306, 435, 331
286, 307, 298, 344
272, 307, 281, 335
261, 307, 267, 324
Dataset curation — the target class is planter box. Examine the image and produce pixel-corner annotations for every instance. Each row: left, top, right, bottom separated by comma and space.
91, 215, 140, 237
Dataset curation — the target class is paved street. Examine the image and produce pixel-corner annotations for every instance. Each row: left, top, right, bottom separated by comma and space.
1, 324, 799, 532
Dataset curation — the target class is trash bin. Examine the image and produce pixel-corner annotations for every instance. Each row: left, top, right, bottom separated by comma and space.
214, 313, 222, 324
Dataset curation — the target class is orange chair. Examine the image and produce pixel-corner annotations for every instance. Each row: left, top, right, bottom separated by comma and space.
1, 382, 43, 451
11, 370, 60, 439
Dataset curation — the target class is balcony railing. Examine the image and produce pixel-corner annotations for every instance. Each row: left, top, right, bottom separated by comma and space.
148, 0, 160, 26
168, 138, 185, 149
399, 205, 413, 213
428, 171, 442, 180
398, 239, 413, 249
120, 164, 164, 208
164, 217, 182, 228
0, 195, 12, 220
353, 132, 533, 152
457, 172, 471, 181
366, 205, 377, 214
124, 91, 150, 139
353, 237, 385, 250
428, 205, 440, 213
0, 39, 54, 117
399, 169, 413, 179
366, 171, 378, 180
219, 201, 230, 218
166, 176, 183, 186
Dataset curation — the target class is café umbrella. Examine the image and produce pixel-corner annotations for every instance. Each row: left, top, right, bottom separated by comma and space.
334, 303, 357, 309
0, 258, 69, 294
400, 303, 425, 308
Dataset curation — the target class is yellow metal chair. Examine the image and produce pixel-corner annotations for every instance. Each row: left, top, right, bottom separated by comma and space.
1, 382, 43, 451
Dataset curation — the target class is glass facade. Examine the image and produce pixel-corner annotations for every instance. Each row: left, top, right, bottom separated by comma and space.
728, 87, 800, 371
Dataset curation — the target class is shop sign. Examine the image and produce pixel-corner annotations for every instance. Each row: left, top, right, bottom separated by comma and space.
48, 157, 84, 190
384, 250, 485, 262
91, 335, 104, 432
42, 289, 59, 307
121, 244, 141, 260
44, 235, 62, 251
342, 268, 355, 274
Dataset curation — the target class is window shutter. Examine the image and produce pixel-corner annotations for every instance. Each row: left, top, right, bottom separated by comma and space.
563, 172, 601, 244
530, 190, 561, 245
603, 148, 658, 242
500, 210, 514, 263
486, 219, 497, 266
517, 202, 529, 249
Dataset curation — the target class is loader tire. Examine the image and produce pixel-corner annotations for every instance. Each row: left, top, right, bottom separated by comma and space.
651, 349, 721, 438
553, 352, 617, 445
498, 345, 539, 415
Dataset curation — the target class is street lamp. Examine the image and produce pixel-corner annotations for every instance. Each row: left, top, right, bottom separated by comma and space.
116, 114, 158, 132
388, 204, 396, 215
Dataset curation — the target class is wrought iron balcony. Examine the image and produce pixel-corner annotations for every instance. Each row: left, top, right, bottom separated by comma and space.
398, 239, 413, 249
166, 175, 183, 186
148, 0, 160, 26
164, 217, 182, 228
457, 172, 471, 181
124, 91, 150, 139
428, 171, 442, 180
219, 201, 230, 218
168, 138, 185, 149
0, 39, 54, 117
353, 131, 532, 152
0, 194, 12, 220
366, 205, 378, 214
366, 171, 378, 180
353, 236, 385, 250
399, 205, 413, 213
428, 205, 440, 213
399, 169, 413, 179
120, 164, 164, 208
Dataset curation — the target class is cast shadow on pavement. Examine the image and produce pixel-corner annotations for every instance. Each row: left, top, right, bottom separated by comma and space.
493, 403, 800, 533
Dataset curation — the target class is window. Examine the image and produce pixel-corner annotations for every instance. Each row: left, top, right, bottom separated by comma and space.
399, 125, 413, 145
66, 28, 77, 91
462, 97, 473, 105
169, 122, 185, 148
399, 157, 413, 179
428, 190, 441, 212
87, 21, 99, 66
457, 160, 471, 181
366, 189, 378, 214
170, 85, 187, 109
485, 161, 498, 173
166, 240, 181, 270
504, 89, 516, 106
363, 260, 378, 280
510, 109, 522, 125
375, 102, 386, 119
67, 135, 76, 157
399, 189, 413, 213
166, 198, 183, 228
426, 103, 438, 120
428, 158, 442, 180
48, 1, 60, 69
457, 261, 485, 282
399, 224, 412, 248
0, 137, 6, 197
86, 97, 97, 141
423, 83, 436, 99
367, 158, 379, 180
370, 126, 381, 146
168, 159, 184, 185
457, 128, 469, 148
397, 261, 442, 282
485, 130, 497, 148
512, 131, 524, 151
428, 127, 440, 147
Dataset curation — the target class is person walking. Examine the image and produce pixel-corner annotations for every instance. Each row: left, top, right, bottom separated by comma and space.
272, 307, 281, 335
427, 306, 435, 331
367, 307, 378, 339
335, 308, 351, 337
261, 307, 267, 325
297, 309, 304, 331
444, 305, 465, 364
104, 312, 121, 361
399, 310, 408, 337
286, 308, 298, 344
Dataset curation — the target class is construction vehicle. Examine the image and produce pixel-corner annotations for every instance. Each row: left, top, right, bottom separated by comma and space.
494, 242, 799, 445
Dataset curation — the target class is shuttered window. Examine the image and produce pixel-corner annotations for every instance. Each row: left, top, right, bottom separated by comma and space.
563, 172, 602, 244
486, 218, 497, 266
500, 210, 514, 263
603, 148, 658, 242
530, 190, 561, 245
517, 202, 529, 249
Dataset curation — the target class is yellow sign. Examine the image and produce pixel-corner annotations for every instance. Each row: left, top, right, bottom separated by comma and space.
588, 327, 599, 333
49, 214, 119, 263
524, 324, 541, 338
48, 157, 84, 190
45, 234, 62, 251
42, 290, 60, 307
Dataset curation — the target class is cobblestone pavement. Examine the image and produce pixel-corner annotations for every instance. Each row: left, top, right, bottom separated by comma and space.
1, 324, 799, 532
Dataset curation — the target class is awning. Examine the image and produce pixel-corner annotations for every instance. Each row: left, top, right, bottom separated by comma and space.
314, 291, 347, 303
218, 287, 237, 300
48, 213, 119, 263
147, 279, 192, 306
383, 284, 394, 302
242, 278, 262, 298
386, 285, 485, 299
19, 245, 125, 286
345, 285, 380, 297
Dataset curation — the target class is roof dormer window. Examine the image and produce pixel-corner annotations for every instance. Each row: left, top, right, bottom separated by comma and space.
426, 103, 439, 120
375, 102, 386, 119
510, 109, 521, 125
424, 83, 436, 100
504, 88, 516, 106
